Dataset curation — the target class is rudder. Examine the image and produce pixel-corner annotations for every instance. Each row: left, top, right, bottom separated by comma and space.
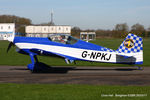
117, 33, 143, 53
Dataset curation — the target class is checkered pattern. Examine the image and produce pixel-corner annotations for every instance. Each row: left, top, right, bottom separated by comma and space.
116, 33, 143, 53
101, 47, 116, 52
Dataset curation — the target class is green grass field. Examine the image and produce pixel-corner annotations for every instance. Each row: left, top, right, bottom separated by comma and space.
0, 38, 150, 66
0, 84, 149, 100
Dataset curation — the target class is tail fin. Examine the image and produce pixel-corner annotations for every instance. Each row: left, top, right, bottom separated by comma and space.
117, 33, 143, 53
116, 33, 143, 64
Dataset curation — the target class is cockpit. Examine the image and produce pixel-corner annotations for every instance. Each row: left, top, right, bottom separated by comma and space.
48, 34, 78, 44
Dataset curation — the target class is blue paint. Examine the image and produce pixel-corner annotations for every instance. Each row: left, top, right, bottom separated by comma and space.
10, 33, 143, 71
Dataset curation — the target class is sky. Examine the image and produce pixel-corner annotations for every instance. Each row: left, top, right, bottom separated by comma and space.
0, 0, 150, 30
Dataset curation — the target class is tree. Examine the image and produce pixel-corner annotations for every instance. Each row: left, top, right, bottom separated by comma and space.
130, 23, 145, 37
148, 27, 150, 32
146, 27, 150, 37
0, 15, 32, 34
71, 27, 81, 37
115, 23, 129, 32
114, 23, 129, 38
17, 26, 25, 35
95, 29, 112, 38
0, 15, 31, 25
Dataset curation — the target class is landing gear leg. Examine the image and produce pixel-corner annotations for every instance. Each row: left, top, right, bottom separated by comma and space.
34, 55, 39, 62
27, 53, 38, 71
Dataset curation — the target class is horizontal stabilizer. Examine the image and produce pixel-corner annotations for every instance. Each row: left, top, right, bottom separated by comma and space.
116, 54, 133, 59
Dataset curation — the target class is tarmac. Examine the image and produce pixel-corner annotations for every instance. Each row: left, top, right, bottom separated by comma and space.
0, 66, 150, 86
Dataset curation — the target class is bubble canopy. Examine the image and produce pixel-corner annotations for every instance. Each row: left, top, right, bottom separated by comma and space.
48, 34, 78, 44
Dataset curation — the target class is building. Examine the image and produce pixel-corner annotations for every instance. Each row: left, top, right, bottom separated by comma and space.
26, 25, 71, 37
80, 32, 96, 42
0, 23, 15, 40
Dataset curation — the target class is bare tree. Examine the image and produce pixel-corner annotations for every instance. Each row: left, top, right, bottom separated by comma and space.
71, 27, 81, 37
114, 23, 129, 38
115, 23, 129, 32
146, 27, 150, 37
131, 23, 145, 36
147, 27, 150, 32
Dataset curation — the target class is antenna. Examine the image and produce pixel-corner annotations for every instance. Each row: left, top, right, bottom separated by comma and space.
50, 9, 54, 25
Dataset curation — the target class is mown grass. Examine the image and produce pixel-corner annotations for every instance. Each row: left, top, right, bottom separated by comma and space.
0, 83, 149, 100
0, 38, 149, 66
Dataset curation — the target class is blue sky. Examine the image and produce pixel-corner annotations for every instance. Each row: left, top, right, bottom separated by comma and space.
0, 0, 150, 30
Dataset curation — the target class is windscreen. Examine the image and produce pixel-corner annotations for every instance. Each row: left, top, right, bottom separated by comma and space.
48, 34, 78, 44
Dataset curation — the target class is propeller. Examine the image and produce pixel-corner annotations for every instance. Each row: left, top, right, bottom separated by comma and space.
7, 42, 15, 53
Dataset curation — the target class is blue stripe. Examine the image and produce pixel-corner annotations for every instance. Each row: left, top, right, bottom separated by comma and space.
0, 32, 13, 34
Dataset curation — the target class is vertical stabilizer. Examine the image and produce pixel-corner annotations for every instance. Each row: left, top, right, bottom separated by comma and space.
117, 33, 143, 53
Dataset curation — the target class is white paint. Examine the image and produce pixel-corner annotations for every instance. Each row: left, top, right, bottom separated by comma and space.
15, 43, 143, 63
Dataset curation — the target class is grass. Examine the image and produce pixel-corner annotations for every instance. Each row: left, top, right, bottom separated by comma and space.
0, 38, 150, 66
0, 83, 149, 100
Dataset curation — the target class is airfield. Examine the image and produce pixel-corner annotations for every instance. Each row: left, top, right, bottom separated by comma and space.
0, 38, 150, 86
0, 39, 150, 100
0, 66, 150, 86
